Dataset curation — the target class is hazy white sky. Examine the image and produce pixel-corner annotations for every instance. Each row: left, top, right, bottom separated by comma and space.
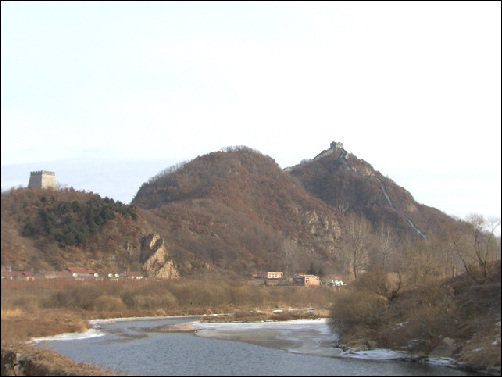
1, 1, 501, 222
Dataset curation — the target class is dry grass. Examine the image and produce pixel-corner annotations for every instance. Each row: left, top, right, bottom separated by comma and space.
1, 308, 111, 376
2, 343, 118, 376
1, 279, 338, 315
460, 333, 501, 373
1, 310, 90, 345
1, 308, 24, 318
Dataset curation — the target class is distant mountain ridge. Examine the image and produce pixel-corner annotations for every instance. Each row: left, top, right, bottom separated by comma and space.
1, 143, 464, 277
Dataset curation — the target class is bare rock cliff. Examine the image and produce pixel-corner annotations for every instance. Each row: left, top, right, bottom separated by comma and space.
140, 234, 179, 279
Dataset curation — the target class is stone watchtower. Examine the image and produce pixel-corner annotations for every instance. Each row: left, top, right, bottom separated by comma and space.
28, 171, 57, 189
330, 141, 344, 150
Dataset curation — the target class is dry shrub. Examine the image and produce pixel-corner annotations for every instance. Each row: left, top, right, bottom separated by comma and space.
188, 285, 220, 307
2, 344, 118, 376
352, 267, 401, 301
229, 285, 254, 306
233, 311, 269, 321
270, 312, 291, 321
2, 310, 90, 343
405, 283, 455, 327
120, 288, 139, 309
460, 329, 501, 371
5, 279, 336, 317
93, 295, 126, 312
123, 291, 177, 310
165, 282, 194, 307
44, 283, 101, 310
155, 308, 167, 316
329, 289, 388, 336
368, 280, 459, 353
12, 295, 40, 312
210, 283, 236, 306
119, 281, 178, 310
265, 286, 335, 309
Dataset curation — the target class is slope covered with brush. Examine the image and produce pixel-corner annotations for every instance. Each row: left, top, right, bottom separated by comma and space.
286, 142, 457, 239
1, 187, 153, 273
133, 146, 343, 276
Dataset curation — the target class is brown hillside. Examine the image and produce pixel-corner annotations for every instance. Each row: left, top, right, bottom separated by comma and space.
2, 143, 478, 280
286, 142, 457, 239
133, 146, 344, 276
1, 187, 155, 274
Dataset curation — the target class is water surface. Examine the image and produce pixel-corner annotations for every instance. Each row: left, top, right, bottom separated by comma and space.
36, 317, 481, 376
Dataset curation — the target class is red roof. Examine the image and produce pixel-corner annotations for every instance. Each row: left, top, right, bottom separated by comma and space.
1, 271, 34, 278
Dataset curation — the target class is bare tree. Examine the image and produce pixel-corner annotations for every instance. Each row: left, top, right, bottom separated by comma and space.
447, 214, 501, 280
373, 224, 397, 271
341, 212, 373, 279
280, 239, 300, 278
486, 216, 501, 262
465, 213, 501, 278
400, 237, 446, 286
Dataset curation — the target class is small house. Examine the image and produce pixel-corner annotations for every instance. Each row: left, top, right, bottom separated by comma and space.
253, 272, 283, 280
67, 267, 97, 279
1, 271, 35, 280
293, 273, 320, 286
126, 272, 143, 280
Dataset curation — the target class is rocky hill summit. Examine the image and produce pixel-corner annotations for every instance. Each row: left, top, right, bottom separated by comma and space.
286, 141, 456, 239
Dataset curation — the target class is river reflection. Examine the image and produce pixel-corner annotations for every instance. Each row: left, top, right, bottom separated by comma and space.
35, 317, 481, 376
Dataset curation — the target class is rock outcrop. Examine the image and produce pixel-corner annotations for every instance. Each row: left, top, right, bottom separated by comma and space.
300, 208, 341, 254
140, 233, 179, 279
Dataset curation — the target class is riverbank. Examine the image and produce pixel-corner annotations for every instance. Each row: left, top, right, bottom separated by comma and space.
328, 263, 501, 376
87, 312, 500, 376
29, 314, 495, 376
2, 309, 497, 376
0, 307, 330, 376
1, 277, 499, 376
187, 317, 497, 375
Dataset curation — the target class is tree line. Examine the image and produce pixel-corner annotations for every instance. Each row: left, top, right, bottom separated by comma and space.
337, 211, 500, 281
22, 194, 137, 247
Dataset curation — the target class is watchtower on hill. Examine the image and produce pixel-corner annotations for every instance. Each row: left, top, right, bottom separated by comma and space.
330, 141, 344, 150
28, 171, 57, 189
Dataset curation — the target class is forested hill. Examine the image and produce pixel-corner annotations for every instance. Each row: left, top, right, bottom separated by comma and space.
1, 187, 148, 272
285, 142, 458, 239
132, 146, 343, 276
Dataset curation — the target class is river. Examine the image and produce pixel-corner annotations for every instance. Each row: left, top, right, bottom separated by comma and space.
33, 316, 482, 376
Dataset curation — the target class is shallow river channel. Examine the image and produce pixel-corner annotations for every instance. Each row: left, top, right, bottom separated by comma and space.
34, 316, 482, 376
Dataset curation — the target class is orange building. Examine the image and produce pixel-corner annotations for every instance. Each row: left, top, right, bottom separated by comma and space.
293, 274, 320, 286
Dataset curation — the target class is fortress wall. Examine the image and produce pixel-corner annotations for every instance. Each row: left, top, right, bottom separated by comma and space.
28, 174, 43, 188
